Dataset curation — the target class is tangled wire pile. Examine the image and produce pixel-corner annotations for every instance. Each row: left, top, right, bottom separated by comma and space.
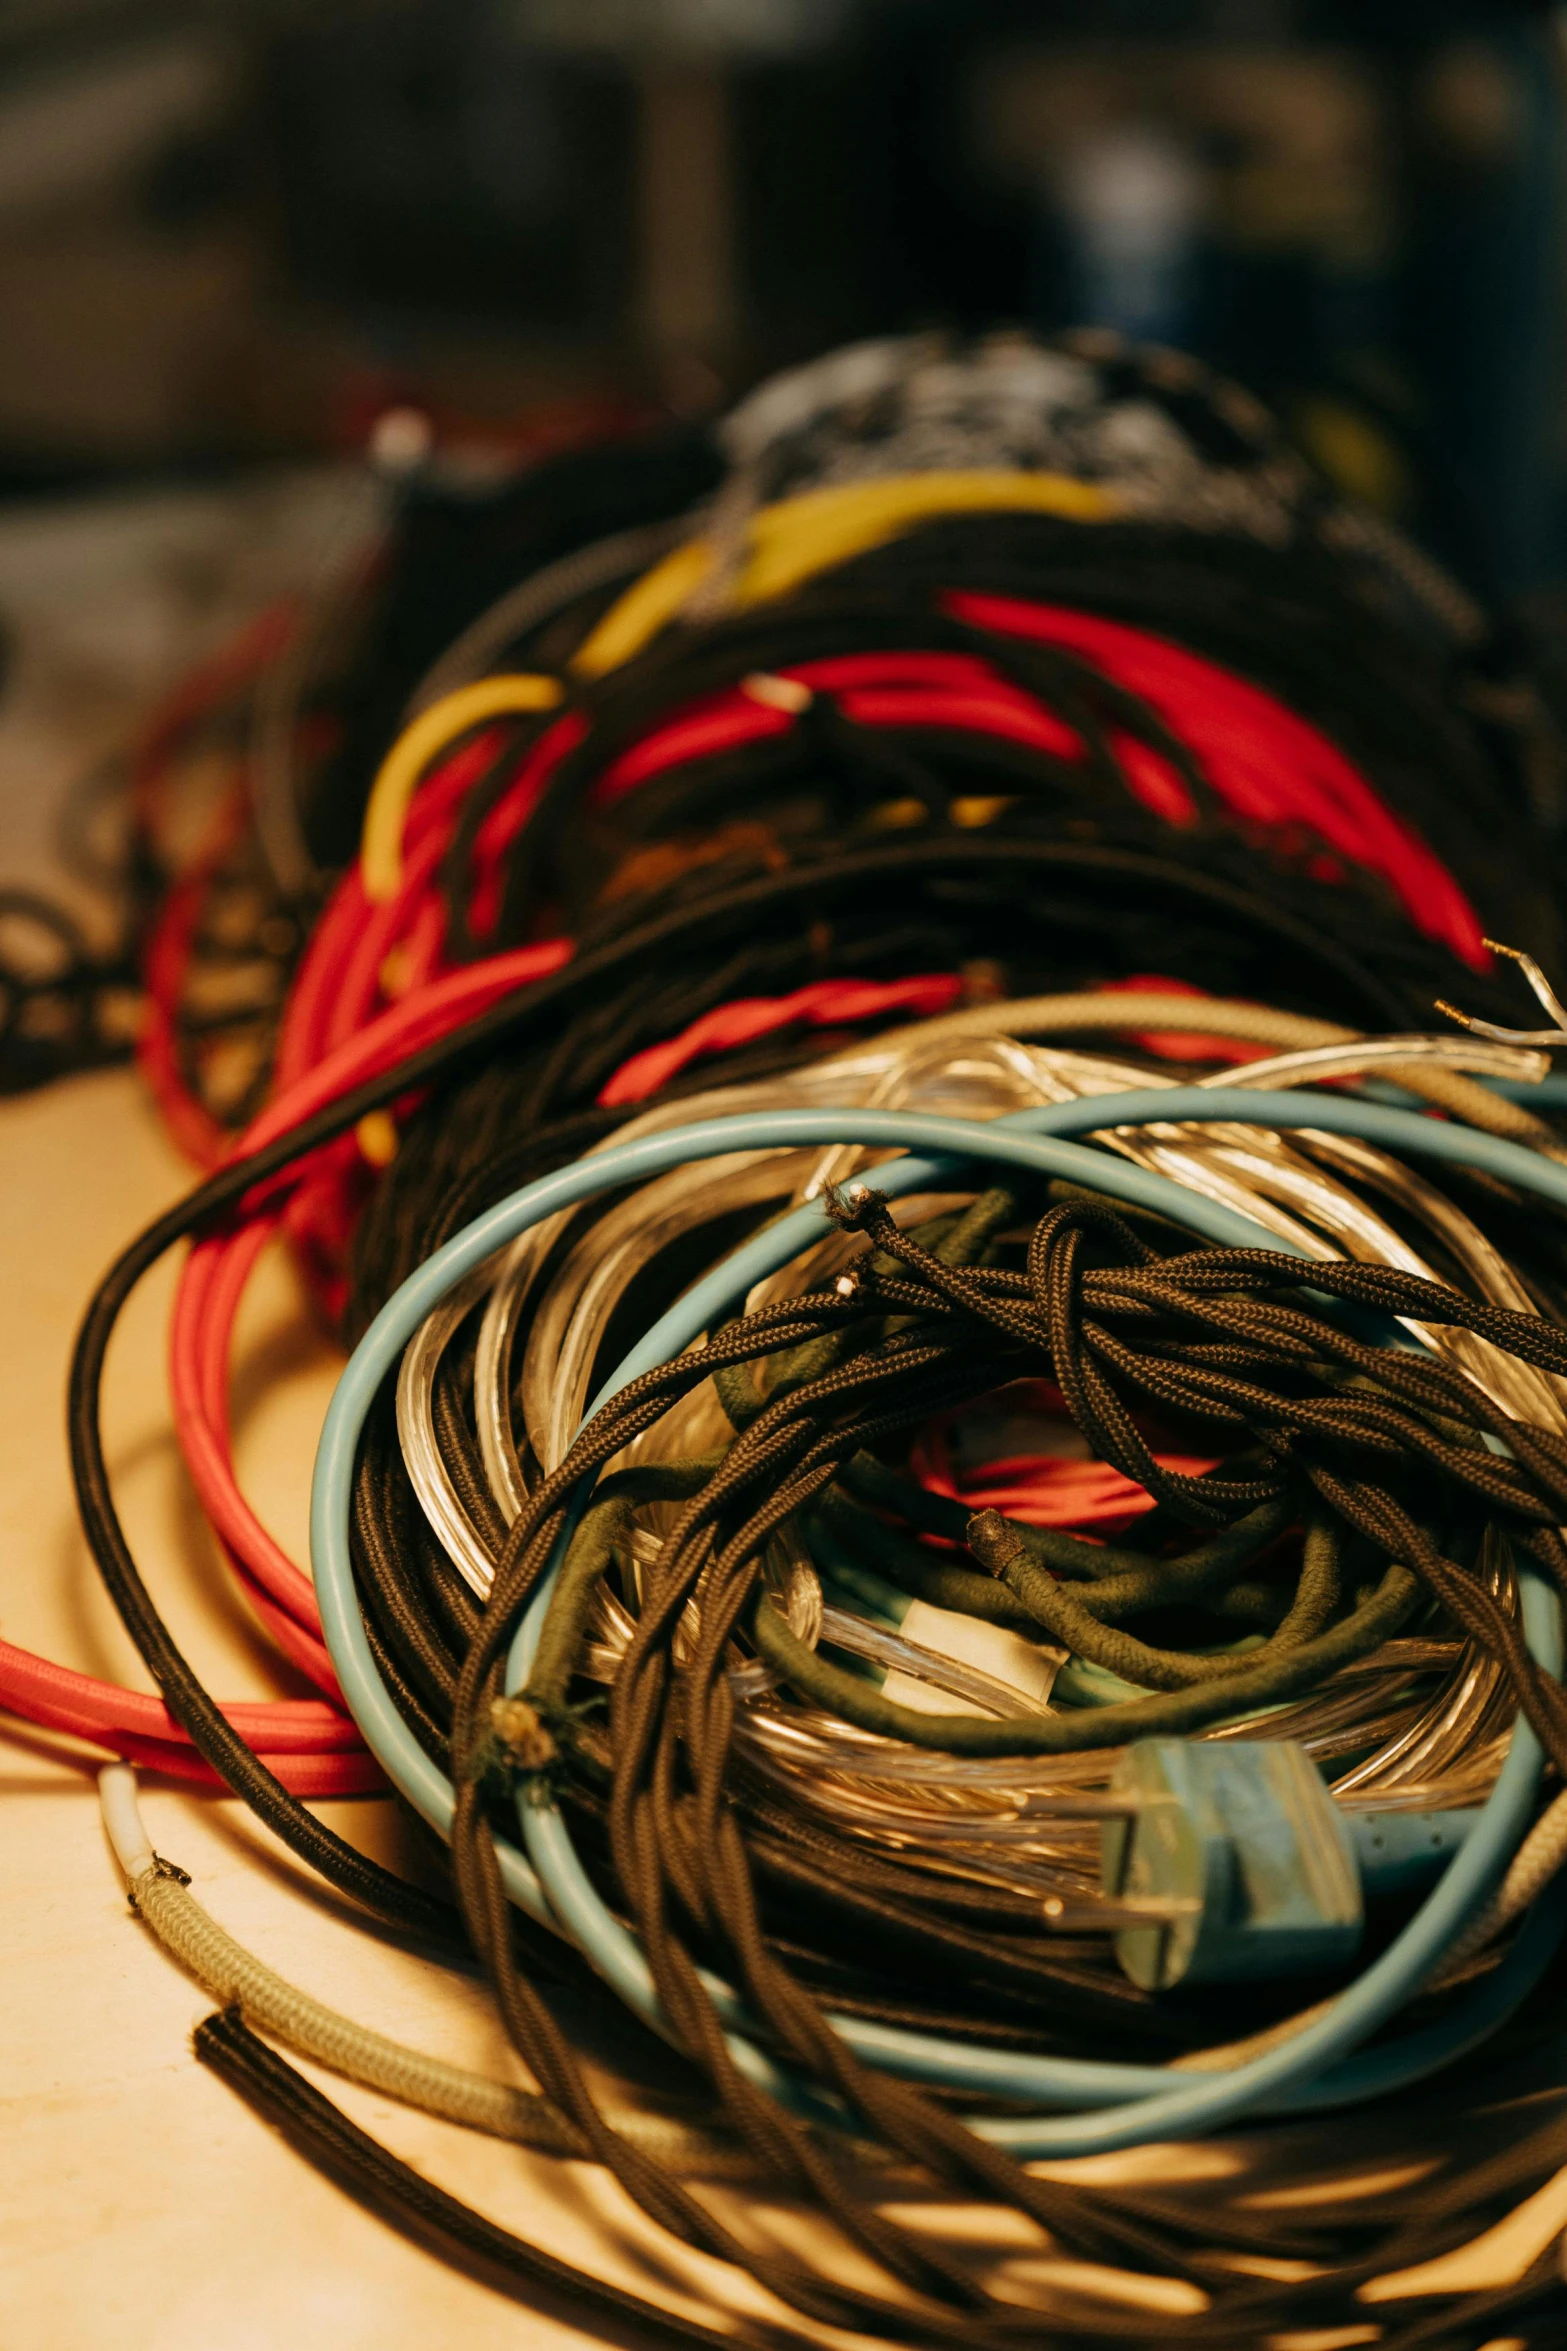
15, 328, 1567, 2348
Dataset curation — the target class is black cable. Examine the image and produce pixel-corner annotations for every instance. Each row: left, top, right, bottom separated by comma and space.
190, 2009, 767, 2351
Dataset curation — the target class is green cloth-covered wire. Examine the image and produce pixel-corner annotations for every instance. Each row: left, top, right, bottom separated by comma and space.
965, 1509, 1342, 1691
523, 1457, 718, 1715
749, 1542, 1420, 1754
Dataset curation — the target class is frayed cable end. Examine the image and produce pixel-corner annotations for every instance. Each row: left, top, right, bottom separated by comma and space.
823, 1182, 890, 1233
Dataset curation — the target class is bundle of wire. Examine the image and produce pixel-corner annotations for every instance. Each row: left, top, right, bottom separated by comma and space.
19, 329, 1567, 2347
3, 415, 718, 1127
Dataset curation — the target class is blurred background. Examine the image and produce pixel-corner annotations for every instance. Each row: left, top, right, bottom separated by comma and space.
0, 0, 1562, 605
0, 0, 1561, 955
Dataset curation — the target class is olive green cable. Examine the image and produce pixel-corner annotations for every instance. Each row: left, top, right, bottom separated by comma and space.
836, 1454, 1293, 1598
964, 1510, 1343, 1692
809, 1487, 1040, 1628
747, 1549, 1420, 1755
521, 1458, 720, 1720
926, 1188, 1021, 1269
1049, 1496, 1301, 1621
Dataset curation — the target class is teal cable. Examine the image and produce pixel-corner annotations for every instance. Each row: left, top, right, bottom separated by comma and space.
1266, 1876, 1567, 2114
311, 1089, 1565, 2151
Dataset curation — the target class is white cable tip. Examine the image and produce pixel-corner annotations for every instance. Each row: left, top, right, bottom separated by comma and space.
98, 1763, 156, 1882
368, 406, 434, 477
741, 671, 813, 716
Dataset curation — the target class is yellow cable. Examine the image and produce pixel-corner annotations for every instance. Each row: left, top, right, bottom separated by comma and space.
568, 537, 716, 681
365, 471, 1115, 894
360, 673, 564, 903
738, 469, 1112, 603
571, 469, 1115, 678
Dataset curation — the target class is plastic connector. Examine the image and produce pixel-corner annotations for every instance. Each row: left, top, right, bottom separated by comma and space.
1102, 1738, 1362, 1990
1100, 1741, 1481, 1990
1098, 1739, 1480, 1990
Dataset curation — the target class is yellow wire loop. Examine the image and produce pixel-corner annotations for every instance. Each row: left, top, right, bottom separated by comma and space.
568, 538, 716, 681
571, 468, 1114, 679
360, 673, 564, 903
740, 469, 1112, 602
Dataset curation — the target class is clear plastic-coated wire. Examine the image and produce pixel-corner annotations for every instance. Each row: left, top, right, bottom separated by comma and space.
410, 1017, 1538, 1592
404, 1045, 934, 1589
312, 1088, 1565, 2153
390, 1019, 1547, 1853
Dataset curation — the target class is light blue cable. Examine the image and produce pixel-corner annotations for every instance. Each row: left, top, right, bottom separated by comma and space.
311, 1090, 1565, 2152
1265, 1878, 1567, 2115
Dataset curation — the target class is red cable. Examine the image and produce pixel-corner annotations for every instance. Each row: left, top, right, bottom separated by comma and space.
948, 595, 1490, 970
579, 627, 1486, 968
599, 974, 967, 1107
1, 938, 571, 1779
910, 1385, 1219, 1537
3, 1671, 375, 1793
